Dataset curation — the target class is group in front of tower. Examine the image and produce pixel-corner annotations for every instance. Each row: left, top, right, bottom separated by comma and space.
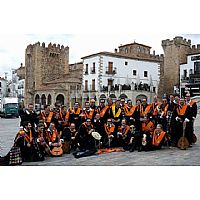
0, 93, 198, 165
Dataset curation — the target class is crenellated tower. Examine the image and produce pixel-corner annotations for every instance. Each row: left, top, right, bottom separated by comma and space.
159, 36, 191, 96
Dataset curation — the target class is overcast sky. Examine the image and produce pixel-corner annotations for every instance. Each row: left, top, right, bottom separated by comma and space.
0, 34, 200, 79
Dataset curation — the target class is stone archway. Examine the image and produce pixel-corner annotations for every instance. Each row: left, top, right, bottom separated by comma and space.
41, 94, 46, 106
35, 94, 40, 104
47, 94, 52, 105
136, 94, 148, 101
109, 94, 117, 100
119, 93, 128, 99
56, 94, 64, 105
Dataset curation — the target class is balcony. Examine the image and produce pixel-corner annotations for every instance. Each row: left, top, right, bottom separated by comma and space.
100, 83, 152, 92
105, 67, 117, 75
90, 69, 96, 74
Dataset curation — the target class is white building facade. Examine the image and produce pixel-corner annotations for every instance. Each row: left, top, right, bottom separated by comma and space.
180, 53, 200, 96
82, 52, 161, 104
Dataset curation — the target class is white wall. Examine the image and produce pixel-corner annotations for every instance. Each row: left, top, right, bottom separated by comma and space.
83, 54, 160, 93
180, 54, 199, 79
0, 79, 7, 97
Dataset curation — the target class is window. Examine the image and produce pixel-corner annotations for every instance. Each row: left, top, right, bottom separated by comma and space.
0, 82, 1, 88
153, 87, 156, 92
133, 70, 137, 76
92, 79, 95, 91
194, 62, 200, 73
91, 63, 95, 73
125, 61, 128, 66
144, 71, 148, 77
108, 62, 113, 72
137, 47, 140, 53
189, 69, 193, 75
85, 80, 88, 91
183, 70, 187, 78
125, 48, 128, 54
85, 64, 88, 74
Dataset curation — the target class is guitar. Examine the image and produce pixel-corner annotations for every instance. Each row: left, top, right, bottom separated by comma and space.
177, 122, 189, 150
50, 144, 63, 156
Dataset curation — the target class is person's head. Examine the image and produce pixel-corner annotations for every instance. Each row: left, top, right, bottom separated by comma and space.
49, 122, 55, 130
70, 123, 76, 130
136, 99, 141, 106
115, 100, 121, 107
99, 99, 105, 106
28, 103, 34, 112
90, 99, 96, 107
86, 118, 91, 126
127, 99, 132, 107
44, 105, 50, 113
74, 102, 79, 109
38, 123, 45, 132
120, 98, 125, 105
179, 98, 185, 106
95, 113, 100, 120
121, 119, 126, 126
23, 121, 32, 130
169, 94, 174, 101
156, 124, 163, 131
166, 110, 171, 116
174, 96, 180, 103
153, 95, 158, 102
61, 105, 67, 113
85, 101, 90, 110
143, 116, 149, 123
107, 118, 112, 125
107, 98, 113, 106
162, 98, 167, 104
185, 93, 191, 102
142, 98, 147, 105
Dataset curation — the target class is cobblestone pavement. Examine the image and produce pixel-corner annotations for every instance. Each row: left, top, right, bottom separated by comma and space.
0, 116, 200, 166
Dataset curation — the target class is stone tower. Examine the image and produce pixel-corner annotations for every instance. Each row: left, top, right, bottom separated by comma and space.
25, 42, 70, 105
159, 36, 191, 96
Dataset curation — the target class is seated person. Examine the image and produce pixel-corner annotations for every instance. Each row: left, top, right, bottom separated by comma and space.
73, 118, 97, 158
45, 122, 62, 156
117, 119, 131, 150
102, 118, 117, 147
140, 116, 155, 151
61, 123, 78, 153
151, 124, 167, 150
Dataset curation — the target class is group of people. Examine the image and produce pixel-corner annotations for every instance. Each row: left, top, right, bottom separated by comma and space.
0, 93, 198, 165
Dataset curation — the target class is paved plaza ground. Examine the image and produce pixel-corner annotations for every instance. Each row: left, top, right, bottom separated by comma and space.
0, 115, 200, 166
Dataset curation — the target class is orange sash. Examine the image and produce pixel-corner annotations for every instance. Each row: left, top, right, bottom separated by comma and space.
152, 130, 166, 146
118, 125, 130, 136
177, 104, 188, 116
124, 106, 136, 117
151, 102, 161, 115
189, 100, 196, 107
46, 129, 58, 143
25, 130, 33, 143
161, 104, 169, 117
100, 105, 109, 118
140, 104, 151, 117
142, 121, 154, 132
82, 109, 94, 119
104, 123, 115, 135
59, 111, 69, 124
46, 112, 54, 123
69, 107, 81, 115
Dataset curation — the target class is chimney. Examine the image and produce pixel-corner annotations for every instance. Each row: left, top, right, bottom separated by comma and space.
20, 63, 23, 67
153, 50, 155, 55
114, 48, 118, 53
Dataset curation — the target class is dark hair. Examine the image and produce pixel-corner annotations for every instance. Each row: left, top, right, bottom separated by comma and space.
44, 105, 50, 109
23, 121, 31, 127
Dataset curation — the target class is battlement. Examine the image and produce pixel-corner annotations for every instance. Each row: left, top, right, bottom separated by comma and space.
162, 36, 191, 48
188, 44, 200, 55
26, 42, 69, 53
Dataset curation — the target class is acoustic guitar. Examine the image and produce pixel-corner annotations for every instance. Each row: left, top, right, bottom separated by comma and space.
177, 122, 189, 150
50, 144, 63, 156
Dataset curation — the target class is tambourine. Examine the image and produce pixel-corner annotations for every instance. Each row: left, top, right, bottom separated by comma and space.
91, 132, 102, 140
